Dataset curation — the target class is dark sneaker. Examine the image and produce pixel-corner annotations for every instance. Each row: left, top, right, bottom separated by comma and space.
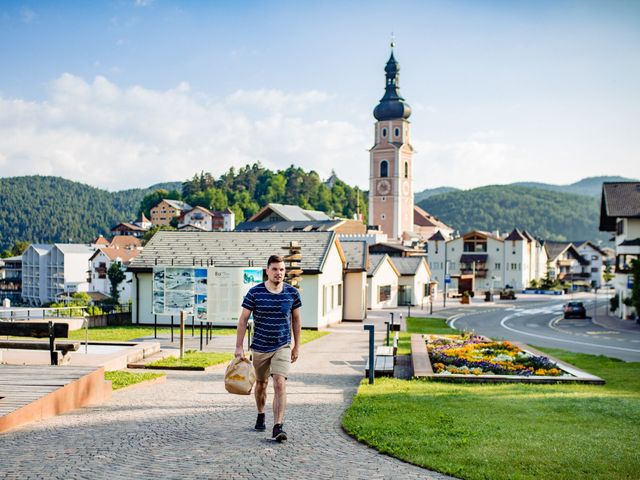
254, 413, 266, 431
272, 423, 287, 442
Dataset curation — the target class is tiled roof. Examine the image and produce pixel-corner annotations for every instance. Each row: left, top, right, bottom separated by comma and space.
340, 241, 367, 271
92, 247, 140, 264
235, 220, 342, 232
54, 244, 96, 255
110, 236, 141, 249
413, 205, 450, 229
542, 241, 571, 261
428, 231, 445, 241
92, 236, 110, 245
128, 231, 338, 273
112, 222, 146, 232
367, 253, 399, 277
600, 182, 640, 231
389, 256, 425, 275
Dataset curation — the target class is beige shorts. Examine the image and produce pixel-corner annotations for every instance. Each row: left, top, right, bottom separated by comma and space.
252, 346, 291, 381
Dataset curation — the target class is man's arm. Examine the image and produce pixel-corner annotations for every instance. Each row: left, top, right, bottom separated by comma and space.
291, 307, 301, 363
235, 307, 252, 358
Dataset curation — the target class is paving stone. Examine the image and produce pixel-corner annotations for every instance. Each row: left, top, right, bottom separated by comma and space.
0, 318, 452, 479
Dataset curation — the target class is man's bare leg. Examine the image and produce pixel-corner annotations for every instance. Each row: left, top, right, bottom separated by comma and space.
272, 374, 286, 425
255, 379, 268, 413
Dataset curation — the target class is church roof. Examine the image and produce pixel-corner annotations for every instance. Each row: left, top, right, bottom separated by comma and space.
373, 47, 411, 121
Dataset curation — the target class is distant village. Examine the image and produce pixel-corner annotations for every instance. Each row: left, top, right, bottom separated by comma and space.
1, 49, 637, 325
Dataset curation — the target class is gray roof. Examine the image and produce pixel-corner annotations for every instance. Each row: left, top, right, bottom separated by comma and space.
235, 220, 342, 232
389, 256, 425, 276
367, 253, 399, 277
600, 182, 640, 231
164, 199, 192, 211
54, 244, 96, 255
128, 231, 339, 273
340, 241, 367, 271
255, 204, 331, 222
29, 244, 53, 255
543, 241, 572, 261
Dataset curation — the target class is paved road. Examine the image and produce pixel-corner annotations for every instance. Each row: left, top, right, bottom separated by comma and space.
0, 322, 452, 480
447, 295, 640, 362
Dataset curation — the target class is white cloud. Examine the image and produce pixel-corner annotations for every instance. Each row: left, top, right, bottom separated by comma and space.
0, 74, 368, 191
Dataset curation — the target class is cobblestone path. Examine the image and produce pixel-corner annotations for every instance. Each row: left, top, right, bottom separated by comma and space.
0, 324, 452, 479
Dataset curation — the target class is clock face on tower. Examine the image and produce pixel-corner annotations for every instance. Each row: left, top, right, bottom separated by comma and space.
377, 179, 391, 195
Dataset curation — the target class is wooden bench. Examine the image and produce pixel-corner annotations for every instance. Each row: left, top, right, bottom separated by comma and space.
365, 344, 395, 378
0, 321, 80, 365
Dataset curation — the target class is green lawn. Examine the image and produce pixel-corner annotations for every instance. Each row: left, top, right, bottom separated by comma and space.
146, 350, 234, 369
343, 320, 640, 480
395, 317, 461, 355
67, 325, 328, 344
105, 370, 165, 390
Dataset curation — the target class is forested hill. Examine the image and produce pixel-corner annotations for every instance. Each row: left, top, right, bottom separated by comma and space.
418, 185, 607, 242
0, 176, 180, 251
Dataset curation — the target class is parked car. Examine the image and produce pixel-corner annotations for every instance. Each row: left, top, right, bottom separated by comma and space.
563, 301, 586, 319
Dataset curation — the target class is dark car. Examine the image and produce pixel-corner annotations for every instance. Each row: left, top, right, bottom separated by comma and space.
563, 301, 587, 319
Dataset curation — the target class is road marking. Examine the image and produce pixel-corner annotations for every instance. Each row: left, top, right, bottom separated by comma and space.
498, 313, 640, 353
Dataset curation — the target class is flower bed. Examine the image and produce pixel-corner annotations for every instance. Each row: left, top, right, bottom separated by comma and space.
427, 334, 564, 377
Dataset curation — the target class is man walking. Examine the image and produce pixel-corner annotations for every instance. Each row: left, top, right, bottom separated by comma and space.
235, 255, 302, 442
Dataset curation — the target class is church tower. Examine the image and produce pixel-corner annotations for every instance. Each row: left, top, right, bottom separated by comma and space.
369, 43, 414, 240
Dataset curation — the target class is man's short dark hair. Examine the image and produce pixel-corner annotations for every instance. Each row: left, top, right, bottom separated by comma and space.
267, 255, 285, 267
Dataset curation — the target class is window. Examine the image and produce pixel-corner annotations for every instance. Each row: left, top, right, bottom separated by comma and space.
404, 161, 409, 178
591, 267, 599, 273
382, 128, 387, 138
378, 285, 391, 302
381, 214, 386, 220
380, 160, 388, 177
510, 263, 518, 270
616, 219, 624, 236
395, 127, 400, 137
495, 263, 501, 270
338, 285, 343, 306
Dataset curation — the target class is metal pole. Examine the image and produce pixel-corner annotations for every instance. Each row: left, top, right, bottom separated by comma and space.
154, 314, 157, 339
171, 315, 174, 343
191, 315, 195, 337
408, 304, 411, 319
364, 324, 375, 385
179, 311, 185, 359
430, 297, 433, 315
385, 321, 390, 346
200, 321, 203, 351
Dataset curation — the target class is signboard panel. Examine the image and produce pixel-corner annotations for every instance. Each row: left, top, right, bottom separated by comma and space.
153, 267, 209, 316
208, 267, 262, 325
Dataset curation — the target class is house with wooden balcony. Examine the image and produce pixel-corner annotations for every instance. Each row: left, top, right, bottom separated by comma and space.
542, 241, 590, 287
600, 182, 640, 319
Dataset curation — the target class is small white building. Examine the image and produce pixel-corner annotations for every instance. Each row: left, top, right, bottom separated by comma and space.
127, 231, 345, 329
389, 256, 431, 306
543, 241, 590, 287
575, 241, 609, 289
366, 254, 399, 309
178, 206, 235, 231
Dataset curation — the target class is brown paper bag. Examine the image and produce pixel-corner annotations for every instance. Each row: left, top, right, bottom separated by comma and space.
224, 357, 256, 395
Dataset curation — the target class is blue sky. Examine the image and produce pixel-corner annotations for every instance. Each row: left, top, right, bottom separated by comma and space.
0, 0, 638, 191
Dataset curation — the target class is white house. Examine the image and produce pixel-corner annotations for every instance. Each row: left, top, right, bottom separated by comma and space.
89, 247, 140, 304
543, 241, 590, 287
427, 229, 548, 295
389, 256, 431, 306
178, 206, 235, 231
575, 241, 609, 289
21, 243, 96, 305
127, 231, 346, 329
600, 182, 640, 319
366, 254, 399, 309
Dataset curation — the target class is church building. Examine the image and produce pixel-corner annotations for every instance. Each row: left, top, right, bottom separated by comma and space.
369, 44, 415, 240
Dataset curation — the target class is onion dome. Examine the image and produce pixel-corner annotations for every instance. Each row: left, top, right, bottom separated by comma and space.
373, 46, 411, 121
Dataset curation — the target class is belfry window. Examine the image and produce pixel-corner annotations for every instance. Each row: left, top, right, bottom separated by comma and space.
380, 160, 388, 178
381, 128, 387, 138
395, 128, 400, 137
404, 161, 409, 178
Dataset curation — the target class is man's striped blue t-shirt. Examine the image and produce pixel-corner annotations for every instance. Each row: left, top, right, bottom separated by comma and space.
242, 282, 302, 353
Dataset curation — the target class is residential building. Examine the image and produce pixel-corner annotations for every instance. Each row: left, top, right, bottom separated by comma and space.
427, 229, 548, 294
178, 206, 235, 231
369, 46, 414, 240
543, 241, 590, 287
236, 218, 366, 235
0, 255, 22, 304
127, 231, 346, 329
366, 254, 399, 309
111, 222, 147, 238
248, 203, 330, 222
89, 247, 140, 304
389, 256, 431, 306
340, 240, 368, 321
599, 182, 640, 319
575, 241, 609, 289
369, 242, 425, 257
150, 199, 192, 226
21, 243, 96, 305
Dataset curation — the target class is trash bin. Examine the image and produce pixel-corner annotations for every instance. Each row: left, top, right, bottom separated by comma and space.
484, 291, 492, 302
